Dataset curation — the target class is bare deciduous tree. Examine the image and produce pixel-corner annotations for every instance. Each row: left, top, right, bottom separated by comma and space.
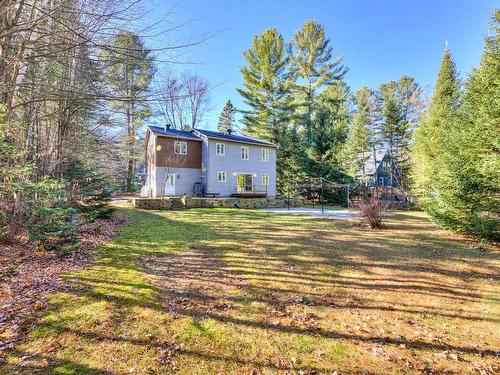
155, 69, 211, 130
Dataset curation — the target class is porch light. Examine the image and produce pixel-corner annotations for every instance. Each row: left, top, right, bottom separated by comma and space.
233, 172, 237, 176
253, 173, 257, 177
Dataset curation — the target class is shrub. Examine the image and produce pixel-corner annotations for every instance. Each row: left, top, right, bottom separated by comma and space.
24, 179, 78, 252
62, 159, 115, 222
28, 205, 78, 252
357, 197, 386, 229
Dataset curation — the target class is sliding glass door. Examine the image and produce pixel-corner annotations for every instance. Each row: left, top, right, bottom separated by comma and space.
237, 173, 253, 192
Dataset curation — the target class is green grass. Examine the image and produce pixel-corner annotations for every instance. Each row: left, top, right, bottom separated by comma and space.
2, 208, 499, 374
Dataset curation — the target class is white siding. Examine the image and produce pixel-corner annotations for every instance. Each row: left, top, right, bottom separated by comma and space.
155, 167, 202, 196
205, 140, 277, 197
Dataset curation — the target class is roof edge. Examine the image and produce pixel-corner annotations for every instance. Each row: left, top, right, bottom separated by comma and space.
148, 126, 202, 141
191, 129, 278, 148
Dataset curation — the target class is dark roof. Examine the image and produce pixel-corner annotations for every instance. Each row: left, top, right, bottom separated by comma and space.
148, 126, 201, 140
192, 129, 277, 147
355, 149, 388, 176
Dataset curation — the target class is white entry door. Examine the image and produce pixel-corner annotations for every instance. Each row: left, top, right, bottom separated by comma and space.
164, 173, 175, 195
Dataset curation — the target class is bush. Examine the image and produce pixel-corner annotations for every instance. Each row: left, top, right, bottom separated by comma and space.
357, 197, 386, 229
62, 159, 115, 222
28, 205, 78, 252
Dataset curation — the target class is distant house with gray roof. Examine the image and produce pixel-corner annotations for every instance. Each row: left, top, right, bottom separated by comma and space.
141, 125, 277, 197
355, 149, 400, 188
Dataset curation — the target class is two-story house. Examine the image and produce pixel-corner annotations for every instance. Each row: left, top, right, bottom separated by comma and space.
142, 125, 277, 197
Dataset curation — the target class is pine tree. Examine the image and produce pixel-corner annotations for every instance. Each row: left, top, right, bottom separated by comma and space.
343, 86, 374, 177
375, 76, 421, 194
217, 100, 236, 133
275, 125, 307, 195
412, 48, 461, 204
102, 30, 153, 192
237, 28, 291, 141
306, 80, 351, 179
289, 20, 347, 143
430, 11, 500, 239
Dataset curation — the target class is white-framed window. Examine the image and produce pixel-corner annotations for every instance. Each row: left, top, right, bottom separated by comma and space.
262, 148, 269, 161
379, 177, 384, 186
174, 141, 187, 155
217, 171, 227, 182
262, 173, 269, 186
241, 146, 249, 160
216, 143, 225, 156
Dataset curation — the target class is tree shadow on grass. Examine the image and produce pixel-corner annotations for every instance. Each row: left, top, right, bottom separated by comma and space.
4, 207, 499, 373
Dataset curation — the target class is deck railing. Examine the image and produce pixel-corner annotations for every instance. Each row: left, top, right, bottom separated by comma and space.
235, 184, 268, 196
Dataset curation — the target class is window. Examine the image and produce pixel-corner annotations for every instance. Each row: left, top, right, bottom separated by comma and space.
174, 141, 187, 155
379, 177, 384, 186
216, 143, 225, 156
217, 171, 226, 182
241, 146, 249, 160
262, 173, 269, 186
262, 148, 269, 161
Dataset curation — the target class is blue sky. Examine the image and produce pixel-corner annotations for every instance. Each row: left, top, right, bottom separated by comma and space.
145, 0, 497, 129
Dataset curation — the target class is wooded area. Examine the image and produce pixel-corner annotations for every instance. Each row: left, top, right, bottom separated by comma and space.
235, 14, 499, 239
0, 1, 498, 254
0, 0, 212, 248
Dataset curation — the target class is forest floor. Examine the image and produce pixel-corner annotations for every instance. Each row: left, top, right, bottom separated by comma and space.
0, 207, 498, 374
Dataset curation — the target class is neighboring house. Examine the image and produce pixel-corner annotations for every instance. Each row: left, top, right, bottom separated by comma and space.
354, 149, 400, 188
141, 125, 277, 197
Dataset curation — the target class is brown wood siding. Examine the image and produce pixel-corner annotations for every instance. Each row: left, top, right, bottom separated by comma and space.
155, 136, 202, 168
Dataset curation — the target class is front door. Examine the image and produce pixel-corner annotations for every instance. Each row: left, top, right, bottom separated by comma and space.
237, 173, 253, 192
164, 173, 175, 195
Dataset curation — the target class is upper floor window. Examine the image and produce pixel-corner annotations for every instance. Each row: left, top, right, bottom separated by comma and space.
241, 146, 249, 160
262, 148, 269, 161
174, 141, 187, 155
262, 173, 269, 186
216, 143, 225, 156
217, 171, 227, 182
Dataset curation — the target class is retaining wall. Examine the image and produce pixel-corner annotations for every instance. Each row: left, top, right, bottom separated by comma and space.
132, 196, 302, 210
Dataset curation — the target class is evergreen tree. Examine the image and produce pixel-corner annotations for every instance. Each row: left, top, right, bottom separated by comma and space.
237, 28, 292, 141
394, 76, 423, 190
306, 80, 351, 179
217, 100, 236, 133
375, 76, 421, 193
343, 86, 374, 177
289, 20, 347, 143
412, 48, 461, 204
429, 11, 500, 239
102, 30, 153, 192
238, 28, 301, 194
275, 125, 307, 195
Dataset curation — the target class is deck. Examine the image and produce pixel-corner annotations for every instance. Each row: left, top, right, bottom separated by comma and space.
231, 192, 267, 198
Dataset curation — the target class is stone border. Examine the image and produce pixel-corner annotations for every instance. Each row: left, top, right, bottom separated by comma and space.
132, 196, 302, 210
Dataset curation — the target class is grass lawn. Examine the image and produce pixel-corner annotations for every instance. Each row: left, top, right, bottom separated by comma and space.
2, 208, 499, 374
